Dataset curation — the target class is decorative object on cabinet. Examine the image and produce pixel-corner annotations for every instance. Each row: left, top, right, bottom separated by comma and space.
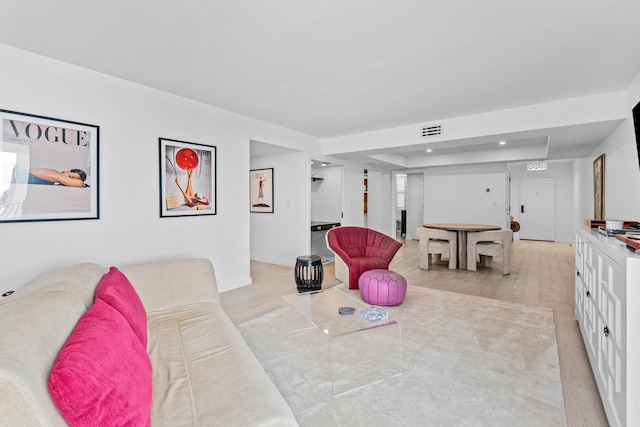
0, 109, 99, 223
575, 227, 640, 427
250, 167, 274, 213
615, 233, 640, 252
593, 153, 605, 220
159, 138, 216, 217
585, 218, 638, 229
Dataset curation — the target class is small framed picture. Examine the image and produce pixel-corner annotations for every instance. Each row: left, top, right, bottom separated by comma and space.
593, 153, 605, 220
0, 109, 99, 223
159, 138, 216, 217
250, 168, 274, 213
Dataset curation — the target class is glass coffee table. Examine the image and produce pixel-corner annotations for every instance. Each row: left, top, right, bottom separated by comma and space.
282, 286, 402, 396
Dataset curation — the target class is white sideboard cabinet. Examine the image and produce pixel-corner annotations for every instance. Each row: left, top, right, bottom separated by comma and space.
575, 227, 640, 427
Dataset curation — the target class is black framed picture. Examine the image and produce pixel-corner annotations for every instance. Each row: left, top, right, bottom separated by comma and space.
0, 109, 99, 223
159, 138, 216, 217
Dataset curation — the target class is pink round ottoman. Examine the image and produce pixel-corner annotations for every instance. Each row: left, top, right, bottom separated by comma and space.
358, 269, 407, 306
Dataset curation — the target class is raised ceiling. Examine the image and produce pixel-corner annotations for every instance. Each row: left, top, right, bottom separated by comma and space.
1, 1, 639, 168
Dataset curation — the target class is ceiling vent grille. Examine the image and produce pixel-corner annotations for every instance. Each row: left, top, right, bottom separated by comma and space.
527, 161, 548, 171
422, 125, 442, 137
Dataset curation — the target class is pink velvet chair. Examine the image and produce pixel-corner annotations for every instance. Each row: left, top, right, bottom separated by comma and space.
326, 226, 403, 289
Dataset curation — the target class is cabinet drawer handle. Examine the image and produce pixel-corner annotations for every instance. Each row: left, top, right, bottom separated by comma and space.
586, 291, 591, 298
603, 326, 610, 337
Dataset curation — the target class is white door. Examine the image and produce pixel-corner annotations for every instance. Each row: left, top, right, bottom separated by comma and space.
519, 177, 555, 241
406, 173, 424, 240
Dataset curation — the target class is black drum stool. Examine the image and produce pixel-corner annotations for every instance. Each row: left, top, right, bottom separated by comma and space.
295, 255, 324, 293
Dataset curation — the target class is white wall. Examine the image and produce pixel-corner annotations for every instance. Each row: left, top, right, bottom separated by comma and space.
422, 165, 508, 228
250, 152, 309, 267
0, 44, 322, 295
573, 157, 592, 229
572, 71, 640, 227
341, 164, 366, 227
582, 71, 640, 222
311, 164, 342, 223
406, 173, 424, 240
380, 170, 395, 237
509, 160, 574, 243
365, 170, 381, 232
310, 163, 343, 260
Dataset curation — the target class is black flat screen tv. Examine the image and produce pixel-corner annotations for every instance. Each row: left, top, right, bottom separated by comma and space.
634, 100, 640, 171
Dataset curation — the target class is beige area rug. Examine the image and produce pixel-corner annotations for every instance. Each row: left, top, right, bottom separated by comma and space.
238, 285, 567, 427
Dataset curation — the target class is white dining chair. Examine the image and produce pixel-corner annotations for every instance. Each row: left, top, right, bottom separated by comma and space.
466, 229, 513, 274
416, 227, 457, 270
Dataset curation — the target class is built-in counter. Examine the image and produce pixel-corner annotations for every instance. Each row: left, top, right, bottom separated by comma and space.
311, 221, 341, 232
311, 221, 340, 261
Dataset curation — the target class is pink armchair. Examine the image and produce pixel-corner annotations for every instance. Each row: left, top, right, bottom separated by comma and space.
326, 226, 403, 289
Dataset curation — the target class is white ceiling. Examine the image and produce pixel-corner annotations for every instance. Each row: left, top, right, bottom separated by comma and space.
1, 1, 639, 168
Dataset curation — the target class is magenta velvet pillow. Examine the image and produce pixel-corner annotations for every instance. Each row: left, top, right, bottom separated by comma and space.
95, 266, 148, 347
49, 299, 152, 427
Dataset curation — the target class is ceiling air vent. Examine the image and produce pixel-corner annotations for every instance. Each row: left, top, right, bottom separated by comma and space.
421, 124, 442, 137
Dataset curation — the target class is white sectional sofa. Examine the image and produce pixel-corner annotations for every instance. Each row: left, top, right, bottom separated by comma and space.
0, 258, 297, 426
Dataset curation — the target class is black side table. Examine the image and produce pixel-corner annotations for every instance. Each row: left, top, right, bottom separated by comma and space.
295, 255, 324, 293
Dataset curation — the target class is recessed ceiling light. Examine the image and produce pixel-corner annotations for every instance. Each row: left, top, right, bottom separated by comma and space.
499, 141, 506, 145
426, 149, 432, 153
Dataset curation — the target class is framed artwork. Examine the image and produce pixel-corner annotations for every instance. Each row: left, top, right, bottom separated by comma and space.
593, 153, 605, 220
159, 138, 216, 217
250, 168, 273, 213
0, 109, 99, 223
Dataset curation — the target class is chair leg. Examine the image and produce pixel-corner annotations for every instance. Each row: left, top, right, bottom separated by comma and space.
503, 250, 511, 275
447, 259, 456, 269
419, 245, 430, 270
466, 242, 476, 271
467, 256, 477, 271
447, 248, 456, 269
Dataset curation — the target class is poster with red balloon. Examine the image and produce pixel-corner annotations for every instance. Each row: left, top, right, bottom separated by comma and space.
159, 138, 216, 217
0, 109, 99, 223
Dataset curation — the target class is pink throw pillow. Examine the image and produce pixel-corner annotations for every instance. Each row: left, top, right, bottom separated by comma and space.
49, 299, 152, 427
95, 267, 148, 347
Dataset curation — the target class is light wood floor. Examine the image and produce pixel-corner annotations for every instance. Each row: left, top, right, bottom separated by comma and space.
220, 238, 608, 427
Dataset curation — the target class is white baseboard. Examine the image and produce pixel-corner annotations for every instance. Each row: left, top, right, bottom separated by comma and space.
250, 255, 296, 268
218, 276, 251, 293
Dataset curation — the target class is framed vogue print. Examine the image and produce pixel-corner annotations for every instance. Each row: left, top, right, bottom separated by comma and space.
0, 109, 99, 223
159, 138, 216, 217
593, 153, 605, 220
250, 168, 273, 213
